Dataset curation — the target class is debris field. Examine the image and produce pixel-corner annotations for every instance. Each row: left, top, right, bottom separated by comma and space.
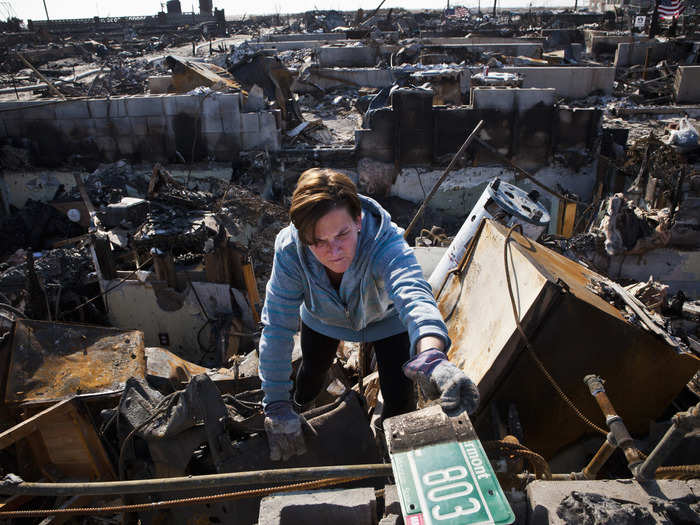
0, 1, 699, 524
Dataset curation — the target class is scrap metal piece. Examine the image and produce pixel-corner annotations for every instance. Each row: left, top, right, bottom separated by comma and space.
384, 404, 477, 454
438, 219, 699, 459
5, 319, 146, 404
165, 55, 240, 92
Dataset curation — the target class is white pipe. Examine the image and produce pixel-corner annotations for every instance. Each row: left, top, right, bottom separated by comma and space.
428, 185, 494, 294
0, 68, 103, 95
428, 178, 550, 296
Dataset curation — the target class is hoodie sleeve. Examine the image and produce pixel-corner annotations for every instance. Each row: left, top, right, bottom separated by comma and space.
376, 228, 451, 357
258, 232, 305, 407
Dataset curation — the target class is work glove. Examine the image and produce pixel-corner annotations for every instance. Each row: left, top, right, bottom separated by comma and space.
263, 400, 308, 461
403, 348, 480, 417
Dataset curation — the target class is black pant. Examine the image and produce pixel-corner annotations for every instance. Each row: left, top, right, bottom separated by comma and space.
295, 322, 416, 419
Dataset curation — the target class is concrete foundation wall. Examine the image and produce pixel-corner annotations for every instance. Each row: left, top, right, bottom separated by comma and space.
300, 66, 613, 100
300, 67, 397, 90
263, 33, 347, 42
612, 248, 700, 295
501, 66, 615, 98
614, 40, 669, 67
317, 46, 387, 67
542, 29, 584, 50
584, 30, 644, 56
0, 93, 281, 166
422, 36, 545, 45
471, 86, 556, 112
248, 40, 356, 52
390, 164, 597, 219
674, 66, 700, 104
423, 42, 543, 58
0, 171, 80, 211
103, 278, 240, 362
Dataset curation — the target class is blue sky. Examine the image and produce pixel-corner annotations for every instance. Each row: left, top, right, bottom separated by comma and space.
6, 0, 574, 22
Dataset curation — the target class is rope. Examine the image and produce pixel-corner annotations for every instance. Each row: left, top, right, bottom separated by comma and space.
0, 475, 370, 518
503, 224, 608, 436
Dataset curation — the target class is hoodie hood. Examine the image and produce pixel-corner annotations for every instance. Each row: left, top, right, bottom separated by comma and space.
288, 195, 401, 331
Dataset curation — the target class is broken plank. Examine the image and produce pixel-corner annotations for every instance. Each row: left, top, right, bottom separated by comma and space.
0, 400, 73, 450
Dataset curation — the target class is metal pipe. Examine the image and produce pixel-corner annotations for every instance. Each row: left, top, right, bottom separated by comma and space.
583, 375, 643, 474
637, 402, 700, 480
0, 68, 103, 95
578, 434, 617, 480
0, 464, 393, 497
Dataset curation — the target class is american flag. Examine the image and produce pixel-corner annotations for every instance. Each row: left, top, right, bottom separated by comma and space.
449, 6, 470, 18
657, 0, 685, 20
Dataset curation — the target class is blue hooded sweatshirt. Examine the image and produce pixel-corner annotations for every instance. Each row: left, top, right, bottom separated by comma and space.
258, 195, 451, 406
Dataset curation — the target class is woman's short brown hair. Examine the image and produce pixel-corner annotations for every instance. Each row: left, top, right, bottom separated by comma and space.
290, 168, 361, 245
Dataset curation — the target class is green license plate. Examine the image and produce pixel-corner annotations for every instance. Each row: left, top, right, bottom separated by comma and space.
390, 439, 515, 525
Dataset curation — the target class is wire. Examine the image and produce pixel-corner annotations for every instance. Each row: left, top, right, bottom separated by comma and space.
59, 256, 153, 319
118, 391, 180, 480
503, 224, 607, 436
483, 439, 552, 480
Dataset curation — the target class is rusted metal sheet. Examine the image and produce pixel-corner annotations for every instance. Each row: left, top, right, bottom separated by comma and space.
145, 346, 261, 394
438, 219, 699, 459
5, 320, 146, 404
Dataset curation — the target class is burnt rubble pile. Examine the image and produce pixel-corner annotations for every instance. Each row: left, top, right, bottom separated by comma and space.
1, 3, 700, 524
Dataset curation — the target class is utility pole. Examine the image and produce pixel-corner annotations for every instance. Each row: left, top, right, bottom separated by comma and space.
648, 0, 660, 37
492, 0, 497, 17
42, 0, 50, 21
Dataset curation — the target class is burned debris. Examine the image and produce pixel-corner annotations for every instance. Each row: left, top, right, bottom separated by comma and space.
1, 1, 700, 524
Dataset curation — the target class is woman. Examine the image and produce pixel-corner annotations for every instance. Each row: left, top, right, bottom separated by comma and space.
259, 168, 479, 461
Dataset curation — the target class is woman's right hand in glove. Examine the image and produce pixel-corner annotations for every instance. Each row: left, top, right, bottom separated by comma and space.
263, 400, 308, 461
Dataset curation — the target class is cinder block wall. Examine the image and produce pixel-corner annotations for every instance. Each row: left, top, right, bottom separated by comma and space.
0, 93, 280, 167
357, 87, 601, 170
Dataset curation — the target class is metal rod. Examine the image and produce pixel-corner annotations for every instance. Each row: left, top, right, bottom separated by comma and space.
474, 137, 585, 205
0, 464, 394, 497
637, 402, 700, 480
583, 375, 643, 474
359, 0, 388, 26
404, 120, 484, 240
15, 53, 65, 100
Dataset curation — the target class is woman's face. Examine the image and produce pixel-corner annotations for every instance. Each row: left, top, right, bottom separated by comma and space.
307, 207, 362, 275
